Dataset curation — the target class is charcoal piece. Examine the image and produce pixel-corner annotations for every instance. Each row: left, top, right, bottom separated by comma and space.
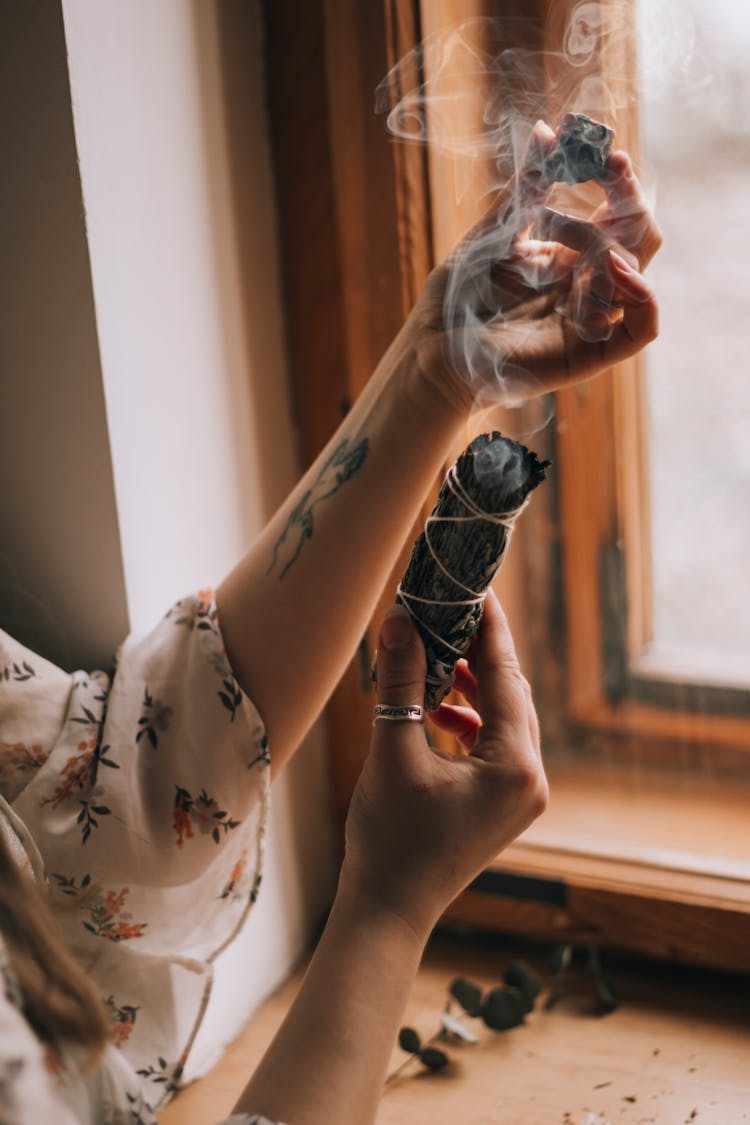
544, 112, 614, 184
393, 432, 549, 712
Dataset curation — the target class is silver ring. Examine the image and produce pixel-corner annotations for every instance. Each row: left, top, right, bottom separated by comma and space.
373, 704, 425, 724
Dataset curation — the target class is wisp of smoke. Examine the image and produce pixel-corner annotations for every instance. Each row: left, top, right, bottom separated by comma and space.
375, 1, 701, 429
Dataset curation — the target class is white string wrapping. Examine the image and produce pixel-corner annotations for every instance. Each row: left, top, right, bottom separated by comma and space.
397, 463, 529, 698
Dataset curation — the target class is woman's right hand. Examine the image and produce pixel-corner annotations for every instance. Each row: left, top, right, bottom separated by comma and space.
341, 589, 547, 941
398, 119, 662, 413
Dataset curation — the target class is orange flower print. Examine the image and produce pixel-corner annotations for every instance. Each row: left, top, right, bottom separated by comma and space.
103, 995, 139, 1049
196, 588, 213, 614
52, 874, 145, 942
173, 786, 240, 848
172, 802, 194, 849
104, 888, 127, 914
0, 741, 47, 774
168, 589, 218, 633
220, 850, 248, 899
81, 884, 147, 942
101, 999, 138, 1048
0, 741, 48, 800
41, 732, 119, 814
41, 740, 96, 808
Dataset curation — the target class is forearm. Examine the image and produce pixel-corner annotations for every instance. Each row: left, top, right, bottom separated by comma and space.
232, 873, 426, 1124
216, 334, 463, 774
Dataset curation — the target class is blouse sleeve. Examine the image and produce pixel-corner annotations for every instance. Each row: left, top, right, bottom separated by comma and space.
13, 589, 270, 890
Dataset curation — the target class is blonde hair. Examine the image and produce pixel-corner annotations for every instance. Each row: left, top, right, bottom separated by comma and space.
0, 830, 109, 1059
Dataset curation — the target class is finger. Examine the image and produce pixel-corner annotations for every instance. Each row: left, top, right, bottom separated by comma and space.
429, 703, 481, 750
565, 253, 658, 372
511, 118, 559, 219
601, 271, 659, 363
468, 589, 531, 757
372, 605, 428, 750
587, 266, 618, 309
536, 206, 630, 265
537, 209, 640, 341
464, 602, 541, 760
600, 150, 663, 268
452, 659, 478, 709
495, 240, 576, 304
568, 260, 622, 344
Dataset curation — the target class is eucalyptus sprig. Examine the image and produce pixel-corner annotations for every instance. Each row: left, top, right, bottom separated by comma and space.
386, 959, 541, 1084
384, 1026, 449, 1085
387, 946, 617, 1087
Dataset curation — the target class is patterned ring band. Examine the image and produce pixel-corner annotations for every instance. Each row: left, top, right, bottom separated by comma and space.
373, 703, 425, 724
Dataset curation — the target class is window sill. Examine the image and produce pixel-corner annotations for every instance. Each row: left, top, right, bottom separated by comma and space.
444, 758, 750, 973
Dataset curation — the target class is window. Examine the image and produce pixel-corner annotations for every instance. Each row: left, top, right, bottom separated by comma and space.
639, 0, 750, 683
263, 0, 750, 971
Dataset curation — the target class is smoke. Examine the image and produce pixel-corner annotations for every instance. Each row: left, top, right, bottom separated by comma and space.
376, 9, 633, 194
473, 438, 524, 496
375, 1, 702, 427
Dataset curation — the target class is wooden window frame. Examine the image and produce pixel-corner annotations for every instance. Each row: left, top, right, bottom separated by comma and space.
263, 0, 750, 973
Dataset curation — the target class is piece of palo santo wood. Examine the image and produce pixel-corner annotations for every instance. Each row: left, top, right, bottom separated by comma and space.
544, 112, 614, 184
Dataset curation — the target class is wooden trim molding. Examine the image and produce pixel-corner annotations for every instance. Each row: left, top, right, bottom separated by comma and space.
445, 879, 750, 974
444, 750, 750, 972
263, 0, 437, 836
445, 829, 750, 974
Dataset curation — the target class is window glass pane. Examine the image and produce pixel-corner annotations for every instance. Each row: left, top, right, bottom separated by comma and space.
638, 0, 750, 679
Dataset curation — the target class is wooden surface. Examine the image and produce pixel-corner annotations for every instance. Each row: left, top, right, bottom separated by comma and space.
159, 931, 750, 1124
445, 758, 750, 973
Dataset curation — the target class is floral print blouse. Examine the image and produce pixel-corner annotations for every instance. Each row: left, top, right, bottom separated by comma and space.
0, 592, 284, 1124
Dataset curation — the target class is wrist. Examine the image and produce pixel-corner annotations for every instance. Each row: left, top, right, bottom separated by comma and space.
377, 319, 470, 435
336, 861, 436, 952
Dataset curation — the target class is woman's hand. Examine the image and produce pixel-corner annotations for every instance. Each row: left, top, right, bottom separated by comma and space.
342, 589, 547, 941
401, 120, 662, 412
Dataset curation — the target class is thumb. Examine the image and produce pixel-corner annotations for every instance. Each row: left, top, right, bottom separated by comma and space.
373, 605, 427, 740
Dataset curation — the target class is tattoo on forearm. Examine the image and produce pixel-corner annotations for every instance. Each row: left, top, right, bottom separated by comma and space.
267, 436, 369, 579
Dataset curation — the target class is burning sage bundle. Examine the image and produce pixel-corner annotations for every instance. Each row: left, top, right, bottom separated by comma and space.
392, 432, 549, 712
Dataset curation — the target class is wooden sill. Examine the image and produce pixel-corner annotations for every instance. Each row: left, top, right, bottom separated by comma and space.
160, 932, 750, 1124
444, 759, 750, 973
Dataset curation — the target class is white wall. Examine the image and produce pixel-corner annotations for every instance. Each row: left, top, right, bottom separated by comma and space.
0, 2, 129, 672
59, 0, 336, 1080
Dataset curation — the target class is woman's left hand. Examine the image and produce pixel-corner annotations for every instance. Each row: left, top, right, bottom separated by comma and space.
342, 590, 547, 941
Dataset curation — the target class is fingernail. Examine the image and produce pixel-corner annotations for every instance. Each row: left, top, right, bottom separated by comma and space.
608, 250, 635, 273
607, 250, 650, 302
380, 605, 414, 651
